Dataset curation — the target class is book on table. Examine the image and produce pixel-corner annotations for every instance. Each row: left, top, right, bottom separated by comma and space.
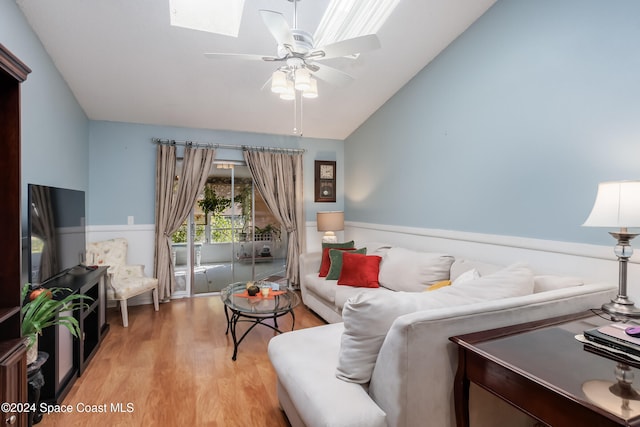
583, 323, 640, 357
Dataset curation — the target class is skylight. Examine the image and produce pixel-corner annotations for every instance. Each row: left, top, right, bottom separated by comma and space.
313, 0, 401, 47
169, 0, 245, 37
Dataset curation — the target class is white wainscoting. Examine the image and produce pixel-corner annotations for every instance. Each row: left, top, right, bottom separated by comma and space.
304, 222, 346, 253
96, 222, 640, 306
339, 221, 640, 303
87, 224, 156, 307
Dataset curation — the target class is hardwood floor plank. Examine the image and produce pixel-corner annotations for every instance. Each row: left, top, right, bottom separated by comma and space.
37, 292, 326, 427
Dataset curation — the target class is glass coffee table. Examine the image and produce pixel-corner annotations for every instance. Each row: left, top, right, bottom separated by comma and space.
220, 281, 300, 361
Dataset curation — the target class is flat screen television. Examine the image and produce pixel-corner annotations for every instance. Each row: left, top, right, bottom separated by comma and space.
28, 184, 86, 285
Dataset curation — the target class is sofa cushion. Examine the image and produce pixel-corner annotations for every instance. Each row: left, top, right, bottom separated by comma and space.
268, 323, 387, 427
378, 248, 454, 292
534, 275, 584, 293
335, 287, 396, 310
338, 253, 382, 288
336, 262, 535, 384
319, 241, 355, 276
358, 242, 393, 257
326, 247, 367, 280
304, 273, 338, 303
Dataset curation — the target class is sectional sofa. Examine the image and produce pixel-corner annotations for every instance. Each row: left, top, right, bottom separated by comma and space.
268, 242, 617, 427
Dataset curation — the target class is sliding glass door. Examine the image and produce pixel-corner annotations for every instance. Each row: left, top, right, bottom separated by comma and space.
171, 161, 287, 296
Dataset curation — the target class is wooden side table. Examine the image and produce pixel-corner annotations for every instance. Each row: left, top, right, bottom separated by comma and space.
450, 311, 640, 427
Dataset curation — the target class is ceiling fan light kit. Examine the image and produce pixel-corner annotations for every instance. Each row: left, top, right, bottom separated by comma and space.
279, 80, 296, 101
302, 78, 318, 99
204, 0, 383, 134
272, 67, 318, 101
271, 70, 288, 94
294, 68, 311, 91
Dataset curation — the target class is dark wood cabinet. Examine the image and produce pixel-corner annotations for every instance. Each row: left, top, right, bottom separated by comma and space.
39, 267, 109, 404
0, 44, 31, 427
0, 340, 28, 427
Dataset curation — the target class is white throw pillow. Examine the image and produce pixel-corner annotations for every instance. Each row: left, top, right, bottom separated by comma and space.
378, 247, 454, 292
336, 262, 535, 384
450, 258, 502, 281
358, 242, 393, 257
452, 268, 480, 285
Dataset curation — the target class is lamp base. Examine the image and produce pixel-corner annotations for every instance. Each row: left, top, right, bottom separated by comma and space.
602, 297, 640, 320
322, 231, 337, 244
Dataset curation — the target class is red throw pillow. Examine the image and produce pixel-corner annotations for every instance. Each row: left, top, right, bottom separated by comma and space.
319, 247, 357, 277
338, 252, 382, 288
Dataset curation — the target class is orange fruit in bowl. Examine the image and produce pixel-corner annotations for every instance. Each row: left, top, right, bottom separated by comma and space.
29, 288, 52, 301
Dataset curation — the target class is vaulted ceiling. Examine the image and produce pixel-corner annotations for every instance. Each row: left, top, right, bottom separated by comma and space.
17, 0, 496, 140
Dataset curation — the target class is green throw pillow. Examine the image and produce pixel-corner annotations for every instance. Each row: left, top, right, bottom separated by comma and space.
322, 240, 355, 250
327, 247, 367, 280
319, 241, 356, 275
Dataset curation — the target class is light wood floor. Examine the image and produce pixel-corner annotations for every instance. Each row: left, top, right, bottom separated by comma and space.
38, 292, 326, 427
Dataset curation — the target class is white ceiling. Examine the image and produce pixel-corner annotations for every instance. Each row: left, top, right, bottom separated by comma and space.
17, 0, 496, 140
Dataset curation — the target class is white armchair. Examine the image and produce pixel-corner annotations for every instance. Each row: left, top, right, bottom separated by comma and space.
86, 238, 159, 327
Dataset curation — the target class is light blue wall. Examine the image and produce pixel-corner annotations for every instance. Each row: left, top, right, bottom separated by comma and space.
1, 1, 90, 231
89, 121, 344, 225
4, 0, 344, 232
345, 0, 640, 247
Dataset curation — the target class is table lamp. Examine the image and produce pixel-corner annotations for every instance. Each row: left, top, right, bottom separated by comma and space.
317, 211, 344, 243
583, 181, 640, 319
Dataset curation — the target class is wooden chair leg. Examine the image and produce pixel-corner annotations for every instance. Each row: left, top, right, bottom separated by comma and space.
120, 299, 129, 327
152, 287, 159, 312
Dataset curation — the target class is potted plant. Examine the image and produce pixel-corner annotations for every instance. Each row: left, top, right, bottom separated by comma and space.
21, 283, 92, 364
255, 223, 282, 241
197, 185, 231, 217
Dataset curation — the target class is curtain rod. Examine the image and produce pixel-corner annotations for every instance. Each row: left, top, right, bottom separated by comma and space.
152, 138, 306, 154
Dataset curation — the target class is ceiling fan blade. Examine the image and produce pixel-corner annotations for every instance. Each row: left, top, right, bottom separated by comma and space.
259, 10, 295, 47
313, 34, 381, 60
311, 64, 354, 86
204, 53, 277, 62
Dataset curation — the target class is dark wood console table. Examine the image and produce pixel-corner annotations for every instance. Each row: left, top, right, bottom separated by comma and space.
39, 266, 109, 404
450, 311, 640, 427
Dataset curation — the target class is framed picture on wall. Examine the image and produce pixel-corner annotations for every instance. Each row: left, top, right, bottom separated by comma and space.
315, 160, 336, 202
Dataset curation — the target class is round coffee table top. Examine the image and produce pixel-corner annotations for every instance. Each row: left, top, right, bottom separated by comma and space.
220, 281, 299, 315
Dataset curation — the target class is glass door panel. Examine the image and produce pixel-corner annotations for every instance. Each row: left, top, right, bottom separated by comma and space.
192, 163, 287, 295
169, 160, 288, 297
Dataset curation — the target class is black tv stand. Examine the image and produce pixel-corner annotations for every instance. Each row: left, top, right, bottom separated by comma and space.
39, 266, 109, 404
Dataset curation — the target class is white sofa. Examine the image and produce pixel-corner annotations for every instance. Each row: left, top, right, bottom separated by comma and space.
268, 243, 617, 427
299, 243, 457, 323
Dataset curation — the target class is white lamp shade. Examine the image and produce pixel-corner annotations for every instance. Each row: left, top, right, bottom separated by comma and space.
583, 181, 640, 227
271, 70, 288, 94
302, 77, 318, 99
294, 68, 311, 91
317, 211, 344, 232
279, 80, 295, 100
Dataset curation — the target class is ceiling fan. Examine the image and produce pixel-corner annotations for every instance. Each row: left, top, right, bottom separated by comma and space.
204, 0, 381, 97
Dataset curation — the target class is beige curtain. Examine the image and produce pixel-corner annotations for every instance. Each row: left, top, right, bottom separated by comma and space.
154, 144, 215, 300
243, 150, 305, 286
